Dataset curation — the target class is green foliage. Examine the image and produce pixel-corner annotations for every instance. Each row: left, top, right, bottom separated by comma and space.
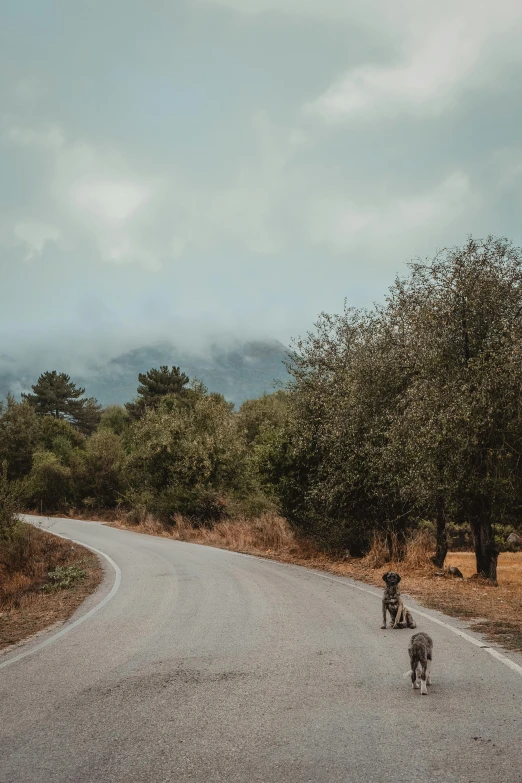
123, 390, 252, 522
27, 451, 72, 512
0, 397, 41, 480
77, 429, 123, 508
125, 365, 190, 419
0, 462, 20, 540
23, 370, 101, 434
38, 415, 85, 453
43, 564, 86, 591
0, 464, 29, 574
237, 391, 288, 444
279, 236, 522, 577
98, 405, 131, 436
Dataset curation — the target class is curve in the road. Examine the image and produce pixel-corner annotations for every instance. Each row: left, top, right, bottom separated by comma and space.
0, 529, 121, 671
2, 516, 521, 783
2, 519, 522, 680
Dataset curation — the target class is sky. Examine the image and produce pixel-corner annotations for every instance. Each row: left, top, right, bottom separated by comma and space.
2, 0, 522, 365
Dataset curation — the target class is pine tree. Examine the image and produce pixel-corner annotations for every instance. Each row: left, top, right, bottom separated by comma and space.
23, 371, 101, 433
125, 366, 190, 419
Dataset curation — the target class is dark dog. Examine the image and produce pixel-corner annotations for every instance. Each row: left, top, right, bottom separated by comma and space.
408, 632, 433, 695
381, 571, 416, 630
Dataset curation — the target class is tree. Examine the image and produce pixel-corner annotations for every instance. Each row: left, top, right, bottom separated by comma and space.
77, 397, 102, 435
282, 308, 413, 555
98, 405, 131, 436
23, 371, 85, 418
75, 430, 123, 508
22, 371, 101, 433
123, 390, 252, 522
237, 391, 289, 445
0, 396, 41, 480
26, 451, 72, 512
125, 365, 190, 419
383, 236, 522, 582
281, 236, 522, 581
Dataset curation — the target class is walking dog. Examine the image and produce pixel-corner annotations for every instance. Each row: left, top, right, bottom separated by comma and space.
407, 632, 433, 695
381, 571, 416, 630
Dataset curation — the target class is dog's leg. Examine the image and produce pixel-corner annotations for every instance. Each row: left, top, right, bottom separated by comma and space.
393, 598, 404, 628
406, 609, 417, 630
426, 658, 432, 686
420, 662, 428, 695
381, 599, 387, 629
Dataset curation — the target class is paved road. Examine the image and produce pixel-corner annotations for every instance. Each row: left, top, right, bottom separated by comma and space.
1, 517, 521, 783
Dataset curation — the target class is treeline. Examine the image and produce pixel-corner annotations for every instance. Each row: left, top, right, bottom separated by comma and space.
0, 367, 284, 524
2, 236, 522, 583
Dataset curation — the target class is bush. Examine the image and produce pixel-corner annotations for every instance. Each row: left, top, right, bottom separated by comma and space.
27, 451, 72, 512
0, 462, 20, 539
75, 429, 123, 508
123, 391, 262, 523
43, 564, 86, 591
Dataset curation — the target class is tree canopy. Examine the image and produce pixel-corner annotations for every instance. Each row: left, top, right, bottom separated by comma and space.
22, 371, 101, 435
125, 365, 190, 419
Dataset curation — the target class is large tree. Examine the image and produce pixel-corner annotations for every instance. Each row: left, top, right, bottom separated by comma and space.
282, 236, 522, 582
125, 365, 190, 419
23, 371, 101, 434
384, 236, 522, 582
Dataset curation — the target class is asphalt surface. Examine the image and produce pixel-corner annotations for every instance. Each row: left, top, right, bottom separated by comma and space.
1, 517, 521, 783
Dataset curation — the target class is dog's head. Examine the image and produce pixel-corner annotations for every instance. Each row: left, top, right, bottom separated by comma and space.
382, 571, 401, 586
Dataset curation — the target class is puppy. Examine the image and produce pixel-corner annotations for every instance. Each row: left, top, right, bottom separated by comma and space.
408, 632, 433, 695
381, 571, 416, 630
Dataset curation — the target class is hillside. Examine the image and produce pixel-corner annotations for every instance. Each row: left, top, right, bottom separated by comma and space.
0, 340, 291, 408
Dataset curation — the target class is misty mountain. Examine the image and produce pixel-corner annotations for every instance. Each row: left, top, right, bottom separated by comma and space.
0, 340, 291, 409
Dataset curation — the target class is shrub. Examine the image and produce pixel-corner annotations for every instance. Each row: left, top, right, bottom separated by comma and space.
43, 564, 86, 591
27, 451, 72, 512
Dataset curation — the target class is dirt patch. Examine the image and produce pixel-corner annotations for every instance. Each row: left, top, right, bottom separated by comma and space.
0, 524, 103, 651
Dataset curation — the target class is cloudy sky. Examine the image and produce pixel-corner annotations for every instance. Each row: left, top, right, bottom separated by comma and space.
2, 0, 522, 362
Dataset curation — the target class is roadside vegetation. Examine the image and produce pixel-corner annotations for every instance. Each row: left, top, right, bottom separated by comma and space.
2, 235, 522, 649
0, 468, 101, 649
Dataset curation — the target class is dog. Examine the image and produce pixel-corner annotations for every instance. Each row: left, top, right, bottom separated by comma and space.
407, 632, 433, 695
381, 571, 416, 630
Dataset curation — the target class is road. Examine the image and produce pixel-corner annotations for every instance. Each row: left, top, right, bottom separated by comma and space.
1, 517, 521, 783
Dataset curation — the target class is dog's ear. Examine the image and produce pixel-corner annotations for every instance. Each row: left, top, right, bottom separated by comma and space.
382, 572, 390, 582
396, 574, 402, 584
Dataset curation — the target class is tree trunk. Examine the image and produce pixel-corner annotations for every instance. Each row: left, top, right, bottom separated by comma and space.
431, 498, 448, 568
471, 515, 499, 584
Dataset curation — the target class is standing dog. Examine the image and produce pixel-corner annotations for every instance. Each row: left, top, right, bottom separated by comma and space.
408, 632, 433, 695
381, 571, 416, 629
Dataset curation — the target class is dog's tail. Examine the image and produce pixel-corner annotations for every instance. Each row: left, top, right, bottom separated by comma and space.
403, 670, 414, 679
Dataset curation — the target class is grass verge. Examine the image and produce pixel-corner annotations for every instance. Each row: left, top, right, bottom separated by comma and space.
0, 523, 102, 651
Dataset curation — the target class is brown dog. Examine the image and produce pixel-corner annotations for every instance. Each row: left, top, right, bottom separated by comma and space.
381, 571, 416, 629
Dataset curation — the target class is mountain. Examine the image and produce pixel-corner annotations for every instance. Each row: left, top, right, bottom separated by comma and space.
0, 340, 292, 409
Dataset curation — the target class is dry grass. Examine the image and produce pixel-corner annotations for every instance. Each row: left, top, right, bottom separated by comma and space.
0, 524, 102, 650
339, 535, 522, 652
112, 511, 318, 560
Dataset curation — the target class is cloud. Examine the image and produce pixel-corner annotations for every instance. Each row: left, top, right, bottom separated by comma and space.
70, 178, 150, 224
195, 0, 357, 19
4, 123, 65, 150
307, 28, 479, 120
3, 123, 155, 268
301, 1, 522, 121
306, 171, 477, 253
13, 221, 61, 261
